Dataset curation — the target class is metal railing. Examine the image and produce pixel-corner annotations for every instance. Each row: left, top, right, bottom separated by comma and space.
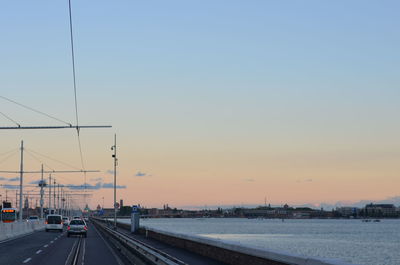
91, 218, 187, 265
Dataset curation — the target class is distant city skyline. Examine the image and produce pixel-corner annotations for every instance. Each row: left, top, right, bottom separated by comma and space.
1, 1, 399, 209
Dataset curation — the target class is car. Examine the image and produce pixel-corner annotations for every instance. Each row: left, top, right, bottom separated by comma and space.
28, 216, 39, 221
45, 214, 63, 232
62, 217, 70, 226
67, 219, 87, 237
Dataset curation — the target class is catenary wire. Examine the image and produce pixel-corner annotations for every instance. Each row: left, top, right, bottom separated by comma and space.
0, 111, 20, 127
68, 0, 87, 196
0, 95, 72, 126
25, 148, 82, 171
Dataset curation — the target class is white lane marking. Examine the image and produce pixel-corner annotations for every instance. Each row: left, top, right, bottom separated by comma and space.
55, 238, 58, 241
44, 244, 48, 248
82, 238, 86, 265
64, 239, 78, 265
23, 258, 32, 263
50, 241, 54, 244
36, 250, 42, 254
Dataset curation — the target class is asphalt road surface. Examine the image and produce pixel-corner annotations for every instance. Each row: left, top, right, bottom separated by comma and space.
0, 222, 124, 265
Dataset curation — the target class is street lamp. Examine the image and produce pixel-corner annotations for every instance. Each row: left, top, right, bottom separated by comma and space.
111, 134, 117, 229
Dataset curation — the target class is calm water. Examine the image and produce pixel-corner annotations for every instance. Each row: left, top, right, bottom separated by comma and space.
119, 218, 400, 265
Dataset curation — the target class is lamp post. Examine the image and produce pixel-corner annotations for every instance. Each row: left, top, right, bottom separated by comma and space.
111, 134, 117, 229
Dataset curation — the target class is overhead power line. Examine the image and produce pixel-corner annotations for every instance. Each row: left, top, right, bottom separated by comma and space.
0, 111, 20, 127
25, 148, 82, 171
0, 95, 72, 126
68, 0, 79, 132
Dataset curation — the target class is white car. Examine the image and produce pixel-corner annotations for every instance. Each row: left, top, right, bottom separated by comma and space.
28, 216, 39, 222
67, 219, 87, 238
45, 215, 63, 232
62, 217, 70, 226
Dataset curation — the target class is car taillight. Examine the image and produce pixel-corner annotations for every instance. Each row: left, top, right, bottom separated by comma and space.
84, 226, 88, 230
45, 221, 48, 224
67, 226, 71, 230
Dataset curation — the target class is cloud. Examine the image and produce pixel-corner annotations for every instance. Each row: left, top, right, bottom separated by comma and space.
65, 182, 126, 190
106, 170, 116, 175
102, 182, 127, 189
90, 177, 103, 182
1, 184, 19, 189
8, 177, 20, 182
0, 177, 7, 181
296, 178, 313, 183
67, 182, 102, 190
244, 178, 255, 182
29, 180, 42, 184
135, 171, 149, 177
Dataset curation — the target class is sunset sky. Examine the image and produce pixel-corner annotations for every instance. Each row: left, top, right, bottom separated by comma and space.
1, 1, 399, 209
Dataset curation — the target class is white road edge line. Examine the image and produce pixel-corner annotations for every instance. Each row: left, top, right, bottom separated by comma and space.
23, 257, 32, 263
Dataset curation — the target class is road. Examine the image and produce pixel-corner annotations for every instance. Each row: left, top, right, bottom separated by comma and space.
0, 222, 124, 265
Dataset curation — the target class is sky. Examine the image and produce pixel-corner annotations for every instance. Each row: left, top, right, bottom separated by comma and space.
0, 1, 399, 210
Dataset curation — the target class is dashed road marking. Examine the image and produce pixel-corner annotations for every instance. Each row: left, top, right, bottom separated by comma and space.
23, 258, 32, 263
36, 250, 42, 254
44, 244, 48, 248
50, 241, 54, 244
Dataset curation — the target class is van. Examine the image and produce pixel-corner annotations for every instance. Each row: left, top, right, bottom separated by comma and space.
45, 215, 63, 232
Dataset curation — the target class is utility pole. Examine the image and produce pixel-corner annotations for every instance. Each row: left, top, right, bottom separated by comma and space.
49, 174, 51, 211
53, 179, 56, 214
39, 165, 44, 219
19, 140, 24, 221
57, 183, 60, 214
111, 134, 117, 229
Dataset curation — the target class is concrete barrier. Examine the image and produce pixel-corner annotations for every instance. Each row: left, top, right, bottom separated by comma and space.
0, 220, 45, 242
138, 227, 357, 265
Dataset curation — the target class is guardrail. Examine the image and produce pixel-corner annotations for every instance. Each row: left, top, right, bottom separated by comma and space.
91, 218, 187, 265
0, 220, 45, 242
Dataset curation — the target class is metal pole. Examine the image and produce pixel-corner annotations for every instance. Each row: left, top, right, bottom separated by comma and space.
112, 134, 117, 229
57, 184, 60, 214
61, 188, 63, 216
53, 179, 56, 214
19, 140, 24, 221
49, 174, 52, 211
40, 164, 44, 219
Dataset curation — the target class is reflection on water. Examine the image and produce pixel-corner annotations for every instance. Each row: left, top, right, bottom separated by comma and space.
118, 218, 400, 265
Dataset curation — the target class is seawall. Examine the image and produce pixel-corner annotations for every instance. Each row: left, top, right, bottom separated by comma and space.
111, 219, 356, 265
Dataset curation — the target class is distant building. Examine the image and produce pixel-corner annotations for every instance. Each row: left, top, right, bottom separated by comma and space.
365, 204, 397, 217
336, 207, 359, 217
